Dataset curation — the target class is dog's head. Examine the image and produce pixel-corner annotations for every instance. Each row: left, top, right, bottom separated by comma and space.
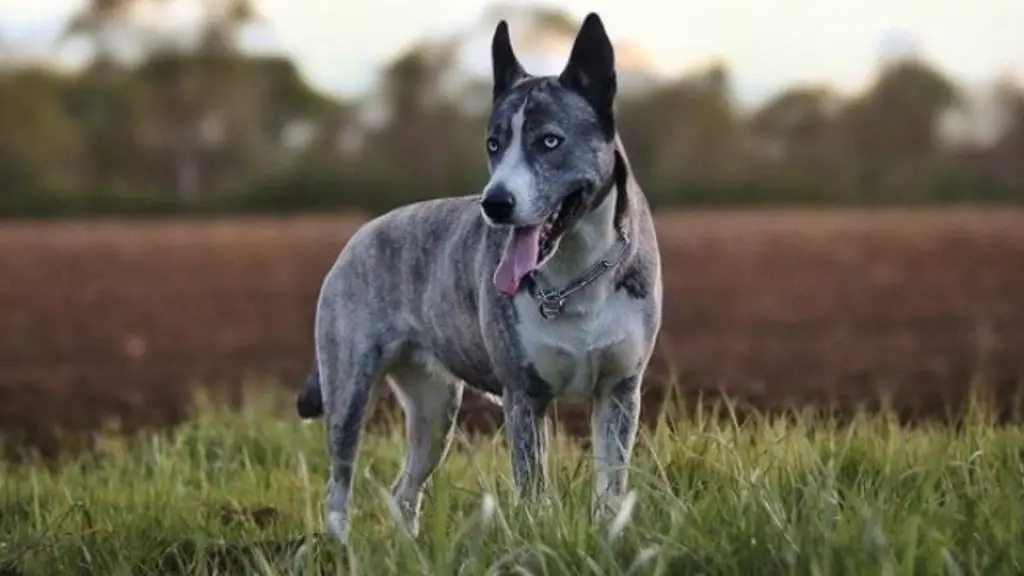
481, 13, 620, 295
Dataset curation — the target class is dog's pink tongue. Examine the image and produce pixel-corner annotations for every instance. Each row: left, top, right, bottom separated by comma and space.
494, 226, 542, 295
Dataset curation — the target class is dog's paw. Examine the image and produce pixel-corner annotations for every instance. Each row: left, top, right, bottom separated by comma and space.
592, 494, 620, 519
387, 492, 423, 538
594, 490, 638, 539
324, 510, 350, 546
593, 490, 631, 519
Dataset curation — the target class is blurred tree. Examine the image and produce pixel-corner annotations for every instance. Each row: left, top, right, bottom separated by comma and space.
993, 78, 1024, 151
64, 0, 146, 70
0, 2, 1016, 216
750, 86, 836, 161
0, 31, 10, 67
976, 78, 1024, 191
748, 85, 849, 197
840, 58, 960, 197
58, 0, 151, 198
618, 62, 744, 203
0, 69, 83, 190
64, 65, 155, 197
63, 0, 275, 202
150, 0, 262, 202
197, 0, 259, 54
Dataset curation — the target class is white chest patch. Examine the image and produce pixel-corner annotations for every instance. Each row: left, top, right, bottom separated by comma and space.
513, 288, 649, 401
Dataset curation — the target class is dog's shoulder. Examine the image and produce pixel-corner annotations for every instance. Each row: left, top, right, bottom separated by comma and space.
614, 191, 661, 303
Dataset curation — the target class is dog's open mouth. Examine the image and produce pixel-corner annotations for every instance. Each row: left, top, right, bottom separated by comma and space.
493, 188, 586, 296
537, 188, 585, 263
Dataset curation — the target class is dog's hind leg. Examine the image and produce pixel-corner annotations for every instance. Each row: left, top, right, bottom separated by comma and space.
386, 354, 464, 535
317, 314, 393, 546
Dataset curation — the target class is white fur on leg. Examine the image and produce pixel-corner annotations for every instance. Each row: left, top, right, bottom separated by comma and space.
325, 509, 349, 545
324, 477, 352, 545
593, 467, 628, 520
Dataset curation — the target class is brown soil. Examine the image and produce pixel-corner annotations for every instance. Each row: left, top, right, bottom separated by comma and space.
2, 208, 1024, 458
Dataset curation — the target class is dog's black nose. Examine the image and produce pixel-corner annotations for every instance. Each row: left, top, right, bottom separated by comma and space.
480, 188, 516, 223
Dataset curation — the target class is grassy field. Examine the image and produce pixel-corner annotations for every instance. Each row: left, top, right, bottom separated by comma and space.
2, 389, 1023, 576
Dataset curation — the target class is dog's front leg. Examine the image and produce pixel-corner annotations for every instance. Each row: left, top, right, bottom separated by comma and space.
592, 374, 641, 514
502, 387, 551, 500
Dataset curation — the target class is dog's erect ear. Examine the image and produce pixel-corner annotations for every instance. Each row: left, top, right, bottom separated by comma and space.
559, 13, 617, 136
491, 20, 526, 100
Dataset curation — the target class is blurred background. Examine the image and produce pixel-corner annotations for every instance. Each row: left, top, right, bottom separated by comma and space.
1, 0, 1023, 458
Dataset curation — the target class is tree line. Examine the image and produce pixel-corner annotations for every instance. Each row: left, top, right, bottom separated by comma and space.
1, 2, 1022, 217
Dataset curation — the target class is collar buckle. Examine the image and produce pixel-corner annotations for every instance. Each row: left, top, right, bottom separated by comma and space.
536, 290, 567, 319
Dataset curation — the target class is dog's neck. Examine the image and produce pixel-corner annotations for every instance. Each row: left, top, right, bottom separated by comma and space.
534, 138, 633, 293
543, 185, 618, 281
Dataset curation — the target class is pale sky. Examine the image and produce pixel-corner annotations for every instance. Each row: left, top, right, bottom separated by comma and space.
2, 0, 1023, 104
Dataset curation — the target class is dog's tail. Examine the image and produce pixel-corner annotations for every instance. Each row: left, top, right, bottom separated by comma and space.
296, 358, 324, 419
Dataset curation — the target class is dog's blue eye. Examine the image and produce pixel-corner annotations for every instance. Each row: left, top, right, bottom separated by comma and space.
486, 138, 499, 153
542, 134, 562, 150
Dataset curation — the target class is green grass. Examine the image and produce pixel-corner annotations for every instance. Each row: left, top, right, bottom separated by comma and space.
2, 389, 1023, 575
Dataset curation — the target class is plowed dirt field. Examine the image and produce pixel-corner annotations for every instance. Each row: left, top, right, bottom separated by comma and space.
3, 209, 1023, 458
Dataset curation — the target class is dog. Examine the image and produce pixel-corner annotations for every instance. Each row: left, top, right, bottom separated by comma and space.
295, 12, 663, 545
